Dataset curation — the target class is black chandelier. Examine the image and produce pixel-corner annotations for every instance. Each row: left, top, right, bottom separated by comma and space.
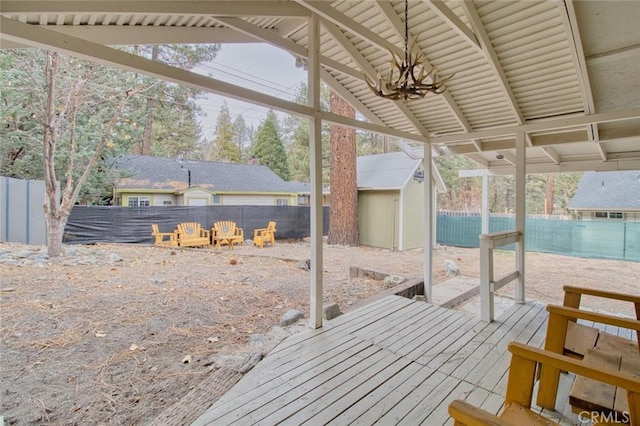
365, 0, 453, 101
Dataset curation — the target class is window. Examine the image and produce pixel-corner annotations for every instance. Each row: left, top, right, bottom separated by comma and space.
298, 195, 309, 205
163, 201, 172, 205
212, 194, 221, 205
128, 196, 150, 207
594, 211, 623, 219
276, 198, 289, 206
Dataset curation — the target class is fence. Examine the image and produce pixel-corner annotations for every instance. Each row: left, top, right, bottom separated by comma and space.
436, 214, 640, 262
0, 177, 48, 245
63, 205, 330, 244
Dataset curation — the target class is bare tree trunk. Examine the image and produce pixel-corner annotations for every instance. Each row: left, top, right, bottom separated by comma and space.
41, 51, 141, 257
545, 173, 555, 215
327, 91, 359, 246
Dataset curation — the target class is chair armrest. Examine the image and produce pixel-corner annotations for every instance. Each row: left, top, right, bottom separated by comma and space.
547, 305, 640, 331
511, 341, 640, 393
448, 400, 511, 426
564, 285, 640, 304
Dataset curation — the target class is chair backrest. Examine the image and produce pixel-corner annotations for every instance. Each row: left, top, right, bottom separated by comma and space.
152, 224, 160, 234
267, 221, 276, 232
215, 221, 236, 236
178, 222, 201, 238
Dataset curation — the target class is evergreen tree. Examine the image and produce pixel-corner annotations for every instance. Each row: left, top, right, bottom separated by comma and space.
208, 102, 239, 162
253, 110, 290, 180
233, 115, 251, 162
282, 83, 330, 183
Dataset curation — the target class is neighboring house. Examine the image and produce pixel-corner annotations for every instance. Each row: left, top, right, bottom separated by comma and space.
357, 151, 446, 251
113, 155, 315, 207
570, 171, 640, 221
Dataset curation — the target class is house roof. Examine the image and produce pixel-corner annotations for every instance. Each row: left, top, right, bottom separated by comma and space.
570, 171, 640, 211
1, 1, 638, 176
114, 154, 297, 194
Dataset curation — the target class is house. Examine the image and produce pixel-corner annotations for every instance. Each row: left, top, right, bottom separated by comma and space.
570, 171, 640, 221
357, 151, 446, 251
113, 154, 313, 207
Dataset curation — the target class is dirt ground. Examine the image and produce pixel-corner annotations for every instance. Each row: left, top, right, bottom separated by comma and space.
1, 240, 639, 425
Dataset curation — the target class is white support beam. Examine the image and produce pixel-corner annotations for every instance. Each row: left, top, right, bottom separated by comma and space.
320, 19, 427, 135
459, 158, 640, 176
496, 151, 517, 166
460, 1, 524, 124
425, 0, 481, 52
423, 143, 434, 302
5, 25, 266, 46
374, 0, 469, 135
0, 17, 428, 144
514, 132, 526, 304
430, 108, 640, 144
308, 13, 323, 330
481, 176, 489, 234
212, 16, 362, 81
0, 1, 310, 17
541, 146, 561, 164
320, 69, 384, 126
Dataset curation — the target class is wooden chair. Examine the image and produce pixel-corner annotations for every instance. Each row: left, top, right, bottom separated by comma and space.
448, 342, 640, 426
151, 224, 178, 247
253, 221, 276, 248
212, 221, 243, 250
534, 286, 640, 418
176, 222, 210, 247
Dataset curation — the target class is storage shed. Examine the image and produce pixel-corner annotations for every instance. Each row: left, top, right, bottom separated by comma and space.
357, 151, 446, 250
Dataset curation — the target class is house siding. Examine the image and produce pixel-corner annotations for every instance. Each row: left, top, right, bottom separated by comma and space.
222, 194, 295, 206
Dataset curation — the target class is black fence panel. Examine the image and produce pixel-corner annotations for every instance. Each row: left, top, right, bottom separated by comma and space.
64, 205, 330, 245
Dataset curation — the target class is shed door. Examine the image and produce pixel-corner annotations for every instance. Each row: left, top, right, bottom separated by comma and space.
358, 191, 399, 250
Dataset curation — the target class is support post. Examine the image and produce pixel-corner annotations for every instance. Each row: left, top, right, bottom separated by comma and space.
308, 13, 323, 329
482, 175, 489, 234
480, 238, 494, 322
515, 132, 526, 304
423, 144, 433, 302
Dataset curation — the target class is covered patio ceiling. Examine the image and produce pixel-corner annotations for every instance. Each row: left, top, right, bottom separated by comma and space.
1, 0, 639, 175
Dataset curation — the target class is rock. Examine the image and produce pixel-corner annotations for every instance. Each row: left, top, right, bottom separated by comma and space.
295, 260, 310, 270
248, 334, 265, 344
413, 295, 428, 302
150, 277, 166, 285
279, 309, 304, 326
323, 303, 342, 320
107, 253, 123, 262
444, 259, 461, 277
237, 352, 263, 374
384, 275, 406, 286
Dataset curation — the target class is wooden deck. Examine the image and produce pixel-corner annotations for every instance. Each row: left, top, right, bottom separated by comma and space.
192, 295, 586, 425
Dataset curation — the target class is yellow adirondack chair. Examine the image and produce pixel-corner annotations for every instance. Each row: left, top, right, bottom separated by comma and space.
449, 342, 640, 426
253, 221, 276, 248
176, 222, 210, 247
151, 224, 178, 247
212, 221, 243, 250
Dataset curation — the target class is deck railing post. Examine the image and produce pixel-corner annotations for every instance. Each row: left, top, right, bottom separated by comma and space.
480, 236, 494, 322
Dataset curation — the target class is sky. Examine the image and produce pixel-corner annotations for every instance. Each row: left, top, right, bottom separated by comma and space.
194, 43, 308, 137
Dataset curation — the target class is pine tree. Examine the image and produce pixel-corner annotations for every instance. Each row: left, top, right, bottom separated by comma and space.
233, 115, 251, 162
253, 110, 290, 180
210, 102, 240, 162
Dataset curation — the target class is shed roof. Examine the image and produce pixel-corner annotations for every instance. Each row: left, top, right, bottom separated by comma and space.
570, 170, 640, 211
357, 151, 420, 190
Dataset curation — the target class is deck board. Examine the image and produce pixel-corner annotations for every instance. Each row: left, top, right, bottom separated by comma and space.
192, 296, 597, 426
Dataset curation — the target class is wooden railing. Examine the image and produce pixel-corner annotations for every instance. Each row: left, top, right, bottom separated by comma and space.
479, 230, 524, 322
